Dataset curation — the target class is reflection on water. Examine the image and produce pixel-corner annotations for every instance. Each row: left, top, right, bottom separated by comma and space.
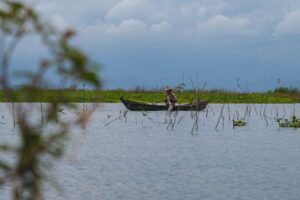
1, 103, 300, 200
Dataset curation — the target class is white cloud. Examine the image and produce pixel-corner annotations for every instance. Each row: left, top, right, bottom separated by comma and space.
197, 15, 253, 36
17, 1, 300, 39
50, 14, 70, 30
106, 18, 148, 34
274, 10, 300, 36
34, 2, 58, 15
81, 18, 148, 37
150, 21, 171, 33
104, 0, 153, 22
180, 1, 225, 19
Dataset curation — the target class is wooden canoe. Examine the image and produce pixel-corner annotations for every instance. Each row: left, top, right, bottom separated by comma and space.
120, 97, 209, 111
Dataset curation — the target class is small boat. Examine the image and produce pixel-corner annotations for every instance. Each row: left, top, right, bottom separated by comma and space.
120, 97, 209, 111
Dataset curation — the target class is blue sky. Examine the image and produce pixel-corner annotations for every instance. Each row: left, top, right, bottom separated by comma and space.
17, 0, 300, 90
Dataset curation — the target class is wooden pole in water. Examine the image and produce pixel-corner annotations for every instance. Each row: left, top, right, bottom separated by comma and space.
12, 92, 15, 128
39, 82, 44, 126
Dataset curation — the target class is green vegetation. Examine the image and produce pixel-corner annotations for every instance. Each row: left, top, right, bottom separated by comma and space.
272, 87, 300, 96
277, 116, 300, 128
1, 88, 300, 103
233, 119, 247, 127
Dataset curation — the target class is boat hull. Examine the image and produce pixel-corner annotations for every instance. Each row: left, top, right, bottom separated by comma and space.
120, 98, 209, 111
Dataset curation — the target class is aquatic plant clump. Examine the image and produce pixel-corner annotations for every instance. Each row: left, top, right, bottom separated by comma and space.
233, 119, 247, 127
277, 115, 300, 128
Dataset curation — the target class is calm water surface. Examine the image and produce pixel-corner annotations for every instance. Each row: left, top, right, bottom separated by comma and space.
0, 103, 300, 200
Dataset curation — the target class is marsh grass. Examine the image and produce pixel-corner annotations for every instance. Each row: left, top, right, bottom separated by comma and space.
0, 89, 299, 103
272, 87, 300, 96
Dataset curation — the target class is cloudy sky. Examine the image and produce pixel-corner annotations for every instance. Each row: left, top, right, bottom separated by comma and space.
18, 0, 300, 90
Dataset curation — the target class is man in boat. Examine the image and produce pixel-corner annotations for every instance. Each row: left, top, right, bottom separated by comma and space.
164, 87, 177, 107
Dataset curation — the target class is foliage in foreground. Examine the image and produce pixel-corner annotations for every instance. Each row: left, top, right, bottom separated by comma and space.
0, 1, 101, 200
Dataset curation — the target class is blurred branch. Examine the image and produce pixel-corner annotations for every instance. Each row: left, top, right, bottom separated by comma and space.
0, 1, 102, 200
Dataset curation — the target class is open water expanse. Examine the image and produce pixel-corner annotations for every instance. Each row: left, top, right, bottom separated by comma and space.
0, 103, 300, 200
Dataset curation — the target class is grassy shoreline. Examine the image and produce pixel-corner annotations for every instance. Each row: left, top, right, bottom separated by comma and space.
0, 89, 300, 103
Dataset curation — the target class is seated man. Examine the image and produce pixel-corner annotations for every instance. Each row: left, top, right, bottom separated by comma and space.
164, 87, 177, 107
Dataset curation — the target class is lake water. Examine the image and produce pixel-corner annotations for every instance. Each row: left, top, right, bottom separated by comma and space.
0, 103, 300, 200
